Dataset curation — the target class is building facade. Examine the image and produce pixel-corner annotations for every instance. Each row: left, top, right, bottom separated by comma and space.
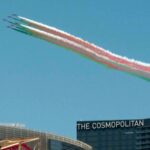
0, 125, 92, 150
77, 118, 150, 150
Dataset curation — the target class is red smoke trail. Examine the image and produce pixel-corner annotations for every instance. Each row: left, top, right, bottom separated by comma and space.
5, 15, 150, 81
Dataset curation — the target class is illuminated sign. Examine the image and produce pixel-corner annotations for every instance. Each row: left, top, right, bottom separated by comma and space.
77, 120, 144, 131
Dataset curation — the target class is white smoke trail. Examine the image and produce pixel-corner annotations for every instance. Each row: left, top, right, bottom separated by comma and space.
6, 15, 150, 80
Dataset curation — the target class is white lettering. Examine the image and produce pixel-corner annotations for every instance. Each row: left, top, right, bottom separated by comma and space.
77, 123, 90, 130
105, 122, 111, 128
78, 120, 145, 130
92, 123, 97, 130
139, 120, 144, 126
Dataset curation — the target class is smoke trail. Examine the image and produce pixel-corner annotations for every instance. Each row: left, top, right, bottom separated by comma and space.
16, 16, 150, 71
5, 15, 150, 81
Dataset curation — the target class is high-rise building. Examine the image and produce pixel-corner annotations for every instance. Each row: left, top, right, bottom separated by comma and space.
77, 118, 150, 150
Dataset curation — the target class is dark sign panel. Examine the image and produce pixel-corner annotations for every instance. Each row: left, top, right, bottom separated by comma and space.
77, 120, 144, 131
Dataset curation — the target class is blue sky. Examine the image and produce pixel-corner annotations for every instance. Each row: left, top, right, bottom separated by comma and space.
0, 0, 150, 139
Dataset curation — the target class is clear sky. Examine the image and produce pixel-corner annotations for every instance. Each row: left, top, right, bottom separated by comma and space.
0, 0, 150, 139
